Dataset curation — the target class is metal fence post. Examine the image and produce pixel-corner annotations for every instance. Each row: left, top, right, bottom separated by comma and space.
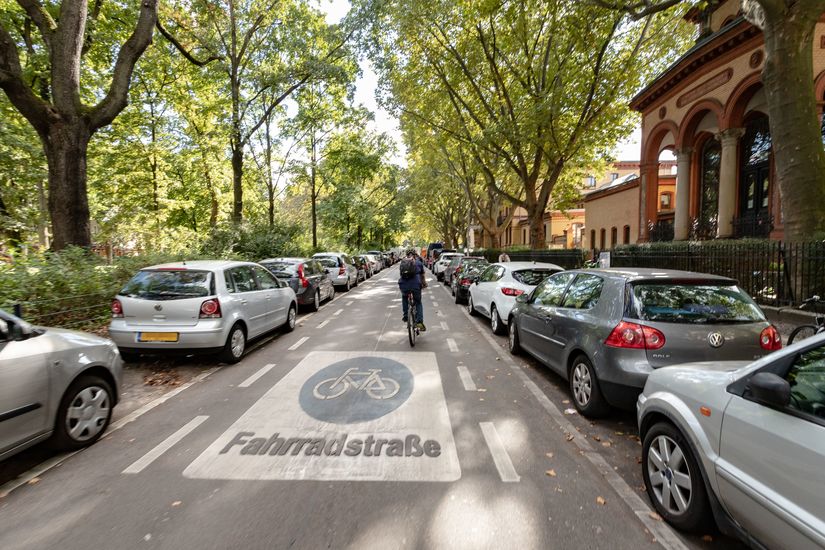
13, 303, 22, 318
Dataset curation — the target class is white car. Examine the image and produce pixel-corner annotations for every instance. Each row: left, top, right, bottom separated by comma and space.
637, 333, 825, 548
434, 253, 463, 280
467, 261, 563, 335
109, 260, 297, 363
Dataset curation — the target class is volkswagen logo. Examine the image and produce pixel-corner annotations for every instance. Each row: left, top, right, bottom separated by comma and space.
154, 304, 163, 311
708, 332, 724, 348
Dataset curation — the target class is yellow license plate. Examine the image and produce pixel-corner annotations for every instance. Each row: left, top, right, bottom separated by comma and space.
138, 332, 179, 343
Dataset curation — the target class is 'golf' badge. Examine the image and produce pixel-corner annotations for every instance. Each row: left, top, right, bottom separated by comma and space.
183, 351, 461, 482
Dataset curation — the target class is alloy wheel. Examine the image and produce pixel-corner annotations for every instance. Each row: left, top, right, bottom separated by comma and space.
491, 306, 499, 332
287, 306, 297, 329
65, 386, 111, 442
230, 327, 246, 358
647, 435, 693, 516
315, 291, 320, 310
571, 362, 592, 406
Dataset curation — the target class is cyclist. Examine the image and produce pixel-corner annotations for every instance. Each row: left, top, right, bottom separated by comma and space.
399, 248, 427, 331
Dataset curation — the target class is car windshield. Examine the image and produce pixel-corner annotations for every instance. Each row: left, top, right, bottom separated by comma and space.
631, 283, 766, 324
120, 270, 212, 300
512, 269, 559, 286
261, 261, 297, 276
462, 259, 487, 269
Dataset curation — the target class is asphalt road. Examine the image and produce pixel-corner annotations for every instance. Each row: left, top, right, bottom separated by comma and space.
0, 266, 743, 550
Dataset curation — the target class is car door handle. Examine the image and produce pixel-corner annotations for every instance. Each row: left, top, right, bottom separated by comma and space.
240, 299, 248, 305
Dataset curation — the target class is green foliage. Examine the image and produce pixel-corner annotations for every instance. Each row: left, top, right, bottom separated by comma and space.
198, 222, 309, 261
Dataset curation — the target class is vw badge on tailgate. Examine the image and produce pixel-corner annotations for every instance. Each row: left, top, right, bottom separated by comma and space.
708, 332, 724, 348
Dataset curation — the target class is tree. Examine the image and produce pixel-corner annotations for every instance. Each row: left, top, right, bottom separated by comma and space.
591, 0, 825, 240
0, 0, 158, 249
369, 0, 690, 248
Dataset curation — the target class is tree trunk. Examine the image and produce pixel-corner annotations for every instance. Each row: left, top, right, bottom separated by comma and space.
310, 132, 318, 248
44, 120, 92, 250
231, 144, 243, 224
527, 205, 546, 250
37, 179, 49, 249
760, 8, 825, 240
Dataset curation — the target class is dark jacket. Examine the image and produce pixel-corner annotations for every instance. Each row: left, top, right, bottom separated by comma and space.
398, 257, 425, 291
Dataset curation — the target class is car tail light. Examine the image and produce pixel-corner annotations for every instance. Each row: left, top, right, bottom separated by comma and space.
460, 278, 472, 286
298, 264, 309, 288
111, 299, 123, 318
501, 287, 524, 297
199, 298, 222, 318
760, 326, 782, 351
605, 321, 665, 350
338, 266, 346, 276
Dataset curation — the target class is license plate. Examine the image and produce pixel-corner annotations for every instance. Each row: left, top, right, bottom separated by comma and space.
138, 332, 179, 343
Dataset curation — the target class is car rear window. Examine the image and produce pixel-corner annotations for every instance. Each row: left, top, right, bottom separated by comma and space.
630, 283, 766, 324
512, 269, 559, 286
260, 261, 298, 276
120, 270, 213, 300
318, 258, 338, 268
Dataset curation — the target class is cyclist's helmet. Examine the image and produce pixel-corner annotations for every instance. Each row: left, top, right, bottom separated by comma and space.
406, 247, 416, 256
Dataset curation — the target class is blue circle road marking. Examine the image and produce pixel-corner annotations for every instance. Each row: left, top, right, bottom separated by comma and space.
299, 357, 414, 424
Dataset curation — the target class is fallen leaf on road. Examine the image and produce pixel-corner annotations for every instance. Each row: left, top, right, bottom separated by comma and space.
561, 399, 570, 404
545, 469, 557, 477
486, 375, 495, 379
702, 535, 713, 542
495, 357, 500, 361
636, 456, 643, 464
648, 512, 662, 521
601, 441, 611, 448
563, 408, 577, 415
171, 501, 182, 507
615, 431, 625, 436
477, 388, 487, 392
479, 398, 485, 401
565, 433, 575, 441
592, 435, 601, 442
28, 478, 40, 485
545, 452, 554, 459
596, 496, 606, 506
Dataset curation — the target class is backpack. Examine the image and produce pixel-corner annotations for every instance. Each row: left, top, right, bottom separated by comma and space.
400, 258, 417, 279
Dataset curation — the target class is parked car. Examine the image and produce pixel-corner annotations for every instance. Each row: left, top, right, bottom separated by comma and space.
507, 268, 780, 416
351, 255, 370, 281
636, 333, 825, 548
1, 308, 122, 460
468, 261, 562, 334
443, 255, 487, 287
109, 260, 298, 364
364, 253, 382, 274
260, 258, 334, 311
452, 263, 489, 305
433, 252, 463, 280
313, 253, 358, 291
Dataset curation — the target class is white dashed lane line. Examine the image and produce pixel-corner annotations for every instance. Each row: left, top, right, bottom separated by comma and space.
238, 363, 276, 388
446, 338, 459, 353
318, 319, 330, 329
333, 309, 343, 316
440, 321, 449, 331
456, 366, 477, 391
479, 422, 520, 483
122, 415, 209, 474
288, 337, 309, 351
346, 301, 353, 306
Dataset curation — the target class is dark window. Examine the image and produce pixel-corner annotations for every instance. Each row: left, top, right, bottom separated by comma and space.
660, 192, 672, 210
700, 138, 721, 228
740, 114, 772, 216
610, 227, 617, 248
260, 261, 298, 277
252, 266, 280, 290
230, 266, 260, 293
785, 345, 825, 421
623, 225, 631, 244
120, 270, 212, 300
512, 269, 559, 286
611, 173, 619, 181
590, 230, 596, 249
599, 228, 606, 249
629, 283, 765, 324
533, 272, 576, 307
562, 274, 604, 309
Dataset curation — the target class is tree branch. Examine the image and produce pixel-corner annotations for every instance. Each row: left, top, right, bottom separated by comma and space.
0, 20, 52, 137
15, 0, 56, 47
156, 19, 222, 66
588, 0, 683, 20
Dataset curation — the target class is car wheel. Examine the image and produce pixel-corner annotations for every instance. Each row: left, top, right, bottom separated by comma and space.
52, 375, 113, 451
345, 277, 351, 291
451, 281, 456, 296
283, 304, 297, 332
569, 355, 609, 417
467, 294, 478, 316
311, 290, 321, 312
328, 285, 336, 301
491, 304, 505, 335
508, 321, 521, 355
454, 289, 462, 304
220, 323, 246, 364
643, 422, 712, 533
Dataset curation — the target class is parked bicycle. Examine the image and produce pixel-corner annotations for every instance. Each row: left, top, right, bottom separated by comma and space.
406, 289, 419, 347
787, 295, 825, 345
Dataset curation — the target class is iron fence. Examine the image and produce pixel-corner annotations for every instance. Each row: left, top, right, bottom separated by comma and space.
2, 291, 113, 331
611, 240, 825, 307
477, 249, 585, 269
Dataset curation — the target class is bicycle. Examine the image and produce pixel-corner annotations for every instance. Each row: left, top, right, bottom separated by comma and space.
406, 289, 419, 347
313, 367, 400, 400
787, 295, 825, 345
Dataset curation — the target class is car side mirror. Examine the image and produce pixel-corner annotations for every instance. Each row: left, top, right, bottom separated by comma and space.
746, 372, 791, 408
515, 293, 529, 304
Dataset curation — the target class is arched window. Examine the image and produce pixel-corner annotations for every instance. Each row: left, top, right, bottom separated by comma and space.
699, 138, 721, 231
599, 228, 606, 249
590, 229, 596, 249
623, 225, 631, 244
740, 113, 771, 215
610, 227, 617, 247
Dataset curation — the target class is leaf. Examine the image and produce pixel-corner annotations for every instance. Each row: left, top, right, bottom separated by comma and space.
563, 408, 577, 415
545, 452, 554, 459
648, 512, 662, 521
565, 433, 575, 442
701, 535, 713, 542
601, 441, 611, 448
545, 469, 557, 477
27, 477, 40, 485
592, 435, 601, 442
596, 496, 606, 506
171, 501, 182, 507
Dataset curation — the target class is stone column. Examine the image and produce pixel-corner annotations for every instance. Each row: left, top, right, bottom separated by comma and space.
673, 147, 693, 240
716, 128, 745, 238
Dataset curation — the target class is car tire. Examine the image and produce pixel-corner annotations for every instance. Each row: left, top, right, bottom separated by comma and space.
491, 304, 505, 335
468, 294, 478, 316
219, 323, 246, 364
283, 304, 297, 332
451, 281, 456, 296
310, 290, 321, 312
569, 355, 610, 418
345, 277, 351, 291
328, 285, 335, 301
51, 375, 114, 451
508, 320, 521, 355
642, 422, 713, 533
454, 289, 462, 304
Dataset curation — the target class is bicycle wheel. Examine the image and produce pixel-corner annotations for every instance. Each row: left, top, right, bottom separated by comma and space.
408, 299, 416, 347
788, 325, 819, 345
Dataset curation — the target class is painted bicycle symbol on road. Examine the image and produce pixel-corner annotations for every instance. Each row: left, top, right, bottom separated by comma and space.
312, 367, 401, 400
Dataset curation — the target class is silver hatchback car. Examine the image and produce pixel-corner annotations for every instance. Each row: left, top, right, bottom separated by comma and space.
508, 268, 778, 416
1, 309, 122, 461
109, 260, 297, 363
637, 334, 825, 548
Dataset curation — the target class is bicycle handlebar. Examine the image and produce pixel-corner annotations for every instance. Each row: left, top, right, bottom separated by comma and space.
800, 295, 822, 308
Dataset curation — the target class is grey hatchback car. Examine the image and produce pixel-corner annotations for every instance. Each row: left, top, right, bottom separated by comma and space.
637, 334, 825, 548
507, 268, 780, 416
1, 309, 122, 461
